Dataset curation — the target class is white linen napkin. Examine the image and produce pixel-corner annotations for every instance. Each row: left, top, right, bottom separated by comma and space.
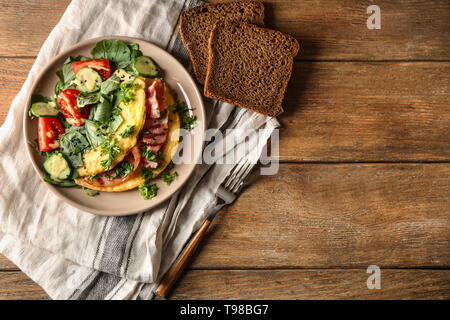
0, 0, 279, 299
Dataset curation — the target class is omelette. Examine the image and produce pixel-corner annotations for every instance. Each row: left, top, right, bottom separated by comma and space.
75, 79, 180, 192
76, 77, 147, 177
31, 41, 184, 197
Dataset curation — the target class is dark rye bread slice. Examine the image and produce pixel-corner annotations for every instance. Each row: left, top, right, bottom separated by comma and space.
179, 0, 264, 84
204, 21, 300, 117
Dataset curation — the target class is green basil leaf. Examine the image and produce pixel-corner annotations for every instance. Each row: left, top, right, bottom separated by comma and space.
59, 128, 90, 168
93, 96, 113, 122
108, 115, 123, 133
91, 40, 131, 69
84, 120, 106, 148
100, 75, 121, 95
77, 92, 101, 107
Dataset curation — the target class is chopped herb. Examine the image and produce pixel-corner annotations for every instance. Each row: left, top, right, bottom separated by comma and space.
83, 187, 100, 197
87, 174, 98, 181
119, 125, 135, 138
99, 137, 120, 170
161, 170, 177, 186
166, 160, 175, 171
157, 151, 164, 161
141, 166, 153, 180
138, 182, 158, 200
141, 146, 156, 161
172, 101, 197, 131
120, 82, 140, 104
111, 162, 134, 179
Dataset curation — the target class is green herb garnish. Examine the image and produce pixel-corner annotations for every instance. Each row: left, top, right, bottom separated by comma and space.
138, 182, 158, 200
99, 137, 120, 170
87, 174, 98, 181
172, 101, 197, 131
111, 162, 134, 179
161, 170, 177, 186
119, 125, 135, 138
141, 166, 153, 180
83, 187, 100, 197
141, 146, 156, 161
120, 82, 140, 104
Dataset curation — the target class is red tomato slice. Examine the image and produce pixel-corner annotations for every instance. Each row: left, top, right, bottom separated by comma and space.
64, 88, 80, 96
72, 59, 111, 80
38, 117, 65, 152
80, 105, 91, 119
57, 89, 84, 127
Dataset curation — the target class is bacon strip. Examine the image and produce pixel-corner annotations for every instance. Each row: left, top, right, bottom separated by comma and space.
139, 80, 169, 158
146, 80, 166, 119
81, 145, 141, 187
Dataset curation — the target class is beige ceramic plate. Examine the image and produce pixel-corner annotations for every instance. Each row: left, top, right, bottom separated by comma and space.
23, 36, 205, 216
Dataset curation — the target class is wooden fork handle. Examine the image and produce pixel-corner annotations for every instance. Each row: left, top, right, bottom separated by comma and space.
155, 219, 211, 298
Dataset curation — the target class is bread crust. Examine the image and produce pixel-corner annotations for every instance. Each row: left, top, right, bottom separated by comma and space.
204, 21, 299, 117
179, 0, 265, 84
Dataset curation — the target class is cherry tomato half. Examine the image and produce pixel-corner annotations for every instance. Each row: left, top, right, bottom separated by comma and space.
57, 89, 84, 127
38, 117, 65, 152
72, 58, 111, 80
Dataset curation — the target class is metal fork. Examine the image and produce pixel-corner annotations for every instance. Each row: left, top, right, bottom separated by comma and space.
155, 158, 256, 298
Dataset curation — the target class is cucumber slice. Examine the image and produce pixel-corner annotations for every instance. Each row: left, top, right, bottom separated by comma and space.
43, 153, 72, 180
75, 67, 102, 93
43, 174, 78, 188
30, 101, 59, 117
133, 56, 160, 78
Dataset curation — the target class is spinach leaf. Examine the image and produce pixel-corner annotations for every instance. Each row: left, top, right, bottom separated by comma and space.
84, 120, 106, 148
77, 92, 101, 107
126, 43, 142, 72
107, 114, 123, 133
100, 75, 121, 95
55, 56, 88, 95
91, 40, 131, 69
59, 127, 90, 168
112, 90, 124, 108
93, 95, 113, 122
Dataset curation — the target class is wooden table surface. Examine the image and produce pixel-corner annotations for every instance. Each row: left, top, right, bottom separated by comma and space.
0, 0, 449, 300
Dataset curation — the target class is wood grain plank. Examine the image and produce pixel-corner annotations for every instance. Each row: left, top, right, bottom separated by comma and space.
0, 1, 449, 60
1, 59, 449, 162
260, 0, 450, 61
188, 163, 450, 268
1, 269, 448, 300
0, 0, 67, 57
0, 58, 31, 126
171, 269, 450, 300
0, 255, 18, 271
0, 272, 49, 300
279, 61, 450, 161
